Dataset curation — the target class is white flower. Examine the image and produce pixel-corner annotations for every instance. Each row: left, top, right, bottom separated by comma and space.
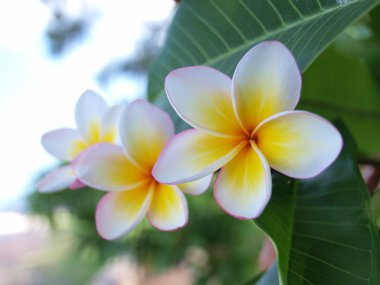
36, 90, 122, 193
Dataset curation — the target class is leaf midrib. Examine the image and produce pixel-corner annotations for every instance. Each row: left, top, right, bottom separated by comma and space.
181, 0, 366, 69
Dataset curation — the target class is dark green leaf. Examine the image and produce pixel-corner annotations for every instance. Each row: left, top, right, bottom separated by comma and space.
300, 47, 380, 154
148, 0, 379, 105
255, 123, 380, 284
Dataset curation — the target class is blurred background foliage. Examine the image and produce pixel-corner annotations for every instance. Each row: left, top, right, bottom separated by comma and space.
28, 173, 263, 285
28, 1, 380, 284
42, 0, 94, 56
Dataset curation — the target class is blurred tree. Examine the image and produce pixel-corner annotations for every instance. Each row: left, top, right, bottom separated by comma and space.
97, 24, 163, 85
42, 0, 94, 56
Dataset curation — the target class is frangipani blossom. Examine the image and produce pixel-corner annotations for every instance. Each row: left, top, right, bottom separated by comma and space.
73, 100, 212, 240
37, 90, 122, 193
153, 41, 343, 219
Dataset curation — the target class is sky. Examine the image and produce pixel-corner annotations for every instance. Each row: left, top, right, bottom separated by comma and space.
0, 0, 175, 211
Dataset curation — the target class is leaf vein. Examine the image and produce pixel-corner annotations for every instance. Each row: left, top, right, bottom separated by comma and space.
238, 0, 268, 33
293, 232, 372, 252
209, 0, 248, 42
176, 22, 211, 61
292, 248, 370, 281
184, 4, 231, 50
266, 0, 287, 25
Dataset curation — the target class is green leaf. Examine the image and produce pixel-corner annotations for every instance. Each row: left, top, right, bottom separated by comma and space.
300, 46, 380, 154
148, 0, 379, 104
255, 124, 380, 285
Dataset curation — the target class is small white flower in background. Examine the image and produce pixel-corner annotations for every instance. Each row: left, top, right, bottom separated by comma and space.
36, 90, 123, 193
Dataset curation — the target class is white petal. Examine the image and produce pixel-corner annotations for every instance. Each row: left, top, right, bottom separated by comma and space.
254, 111, 343, 178
147, 184, 188, 231
41, 128, 87, 161
96, 185, 153, 240
36, 165, 76, 193
100, 104, 124, 144
153, 129, 247, 184
120, 100, 174, 170
214, 145, 272, 219
165, 66, 243, 137
75, 90, 108, 143
73, 143, 149, 192
232, 41, 301, 133
178, 174, 213, 195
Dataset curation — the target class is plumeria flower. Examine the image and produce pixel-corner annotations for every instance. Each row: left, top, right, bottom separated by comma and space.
73, 100, 212, 240
153, 41, 343, 219
36, 90, 122, 193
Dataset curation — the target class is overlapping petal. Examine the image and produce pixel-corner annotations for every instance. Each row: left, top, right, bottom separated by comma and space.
36, 165, 76, 193
147, 184, 188, 231
254, 111, 343, 178
100, 104, 123, 143
214, 144, 271, 219
75, 90, 108, 144
178, 174, 213, 195
42, 128, 87, 161
120, 100, 175, 170
165, 66, 243, 137
153, 129, 247, 184
232, 41, 301, 133
96, 184, 153, 240
73, 143, 149, 191
70, 178, 86, 190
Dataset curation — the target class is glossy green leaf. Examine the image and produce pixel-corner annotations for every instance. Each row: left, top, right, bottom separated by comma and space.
148, 0, 379, 105
300, 47, 380, 154
255, 124, 379, 285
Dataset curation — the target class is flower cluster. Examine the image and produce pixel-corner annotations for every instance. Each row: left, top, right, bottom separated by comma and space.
38, 41, 342, 240
37, 90, 123, 193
